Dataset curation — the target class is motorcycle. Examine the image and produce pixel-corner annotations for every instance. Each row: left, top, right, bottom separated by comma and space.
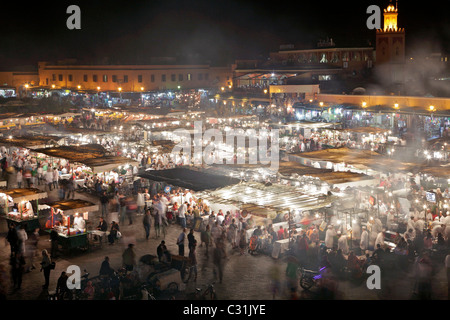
298, 266, 327, 291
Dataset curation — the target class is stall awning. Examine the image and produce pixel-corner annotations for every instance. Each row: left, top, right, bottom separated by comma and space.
0, 135, 62, 149
196, 181, 336, 215
33, 144, 107, 162
139, 167, 241, 191
0, 188, 48, 203
47, 199, 99, 215
82, 156, 139, 174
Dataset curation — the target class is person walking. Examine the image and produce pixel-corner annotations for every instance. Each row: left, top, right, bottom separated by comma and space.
50, 227, 59, 259
56, 271, 71, 300
52, 168, 59, 190
445, 253, 450, 300
239, 229, 247, 256
188, 240, 198, 282
122, 243, 136, 272
26, 228, 39, 272
360, 226, 369, 255
45, 169, 53, 191
177, 228, 187, 256
200, 224, 212, 257
136, 190, 145, 215
100, 192, 109, 218
153, 207, 163, 239
6, 223, 19, 257
143, 209, 152, 240
178, 202, 187, 228
213, 239, 227, 284
157, 240, 170, 263
10, 252, 25, 291
187, 228, 196, 251
108, 221, 120, 245
16, 169, 23, 188
40, 249, 53, 289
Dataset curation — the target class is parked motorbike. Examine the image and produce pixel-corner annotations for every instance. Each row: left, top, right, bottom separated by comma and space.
298, 266, 327, 291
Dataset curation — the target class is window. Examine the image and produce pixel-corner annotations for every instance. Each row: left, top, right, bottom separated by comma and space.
171, 74, 176, 82
103, 75, 108, 82
162, 74, 166, 82
58, 74, 63, 81
52, 74, 56, 81
68, 74, 73, 82
138, 75, 143, 83
187, 73, 192, 81
205, 73, 209, 81
112, 75, 117, 83
198, 73, 203, 81
83, 74, 88, 82
93, 75, 98, 82
179, 74, 183, 81
123, 75, 128, 83
46, 78, 49, 85
151, 75, 155, 82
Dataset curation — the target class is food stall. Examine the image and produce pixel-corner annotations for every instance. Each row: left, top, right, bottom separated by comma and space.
0, 188, 48, 232
45, 199, 99, 252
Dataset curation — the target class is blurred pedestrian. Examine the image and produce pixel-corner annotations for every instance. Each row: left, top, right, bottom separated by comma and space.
188, 240, 198, 281
10, 252, 25, 290
213, 240, 227, 284
40, 249, 52, 289
143, 209, 152, 240
177, 228, 187, 256
122, 243, 136, 272
6, 223, 18, 257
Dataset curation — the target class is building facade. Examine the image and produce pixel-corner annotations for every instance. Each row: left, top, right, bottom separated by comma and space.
38, 61, 233, 92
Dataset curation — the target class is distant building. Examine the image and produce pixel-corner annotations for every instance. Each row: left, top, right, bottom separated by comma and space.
37, 60, 233, 92
0, 69, 39, 97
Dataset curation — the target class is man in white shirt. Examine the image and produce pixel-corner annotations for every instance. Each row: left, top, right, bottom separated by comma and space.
178, 202, 187, 228
73, 213, 86, 232
360, 226, 369, 254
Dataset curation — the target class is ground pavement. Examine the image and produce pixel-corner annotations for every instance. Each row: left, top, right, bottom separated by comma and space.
0, 182, 449, 300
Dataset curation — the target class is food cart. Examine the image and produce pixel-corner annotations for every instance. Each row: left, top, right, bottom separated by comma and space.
45, 199, 99, 252
0, 188, 48, 232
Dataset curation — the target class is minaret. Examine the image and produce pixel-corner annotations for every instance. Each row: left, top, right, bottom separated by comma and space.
376, 0, 406, 85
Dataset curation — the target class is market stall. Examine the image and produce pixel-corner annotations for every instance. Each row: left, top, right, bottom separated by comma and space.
0, 188, 48, 232
45, 199, 99, 252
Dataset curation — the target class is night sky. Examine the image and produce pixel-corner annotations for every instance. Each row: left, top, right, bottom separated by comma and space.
1, 0, 449, 69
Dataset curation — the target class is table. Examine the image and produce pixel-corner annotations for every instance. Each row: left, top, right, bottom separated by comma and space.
271, 238, 291, 259
88, 230, 109, 247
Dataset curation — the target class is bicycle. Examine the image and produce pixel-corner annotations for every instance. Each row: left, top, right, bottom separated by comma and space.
187, 282, 217, 300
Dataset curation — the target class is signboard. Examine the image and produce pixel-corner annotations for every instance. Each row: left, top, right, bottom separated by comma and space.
426, 191, 436, 203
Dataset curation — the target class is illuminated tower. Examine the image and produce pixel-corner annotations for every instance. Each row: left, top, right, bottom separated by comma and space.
376, 0, 405, 84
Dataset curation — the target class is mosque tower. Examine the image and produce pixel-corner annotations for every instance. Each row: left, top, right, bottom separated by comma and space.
376, 0, 406, 85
